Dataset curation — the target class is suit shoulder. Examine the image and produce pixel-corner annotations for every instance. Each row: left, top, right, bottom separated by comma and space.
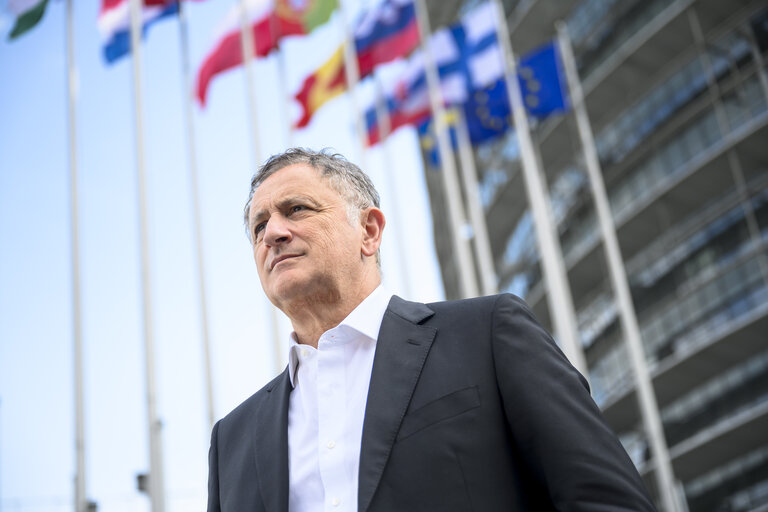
426, 293, 527, 315
218, 370, 287, 427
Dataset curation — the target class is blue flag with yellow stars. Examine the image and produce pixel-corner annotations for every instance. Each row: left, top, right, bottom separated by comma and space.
517, 41, 568, 119
418, 39, 569, 166
463, 79, 511, 143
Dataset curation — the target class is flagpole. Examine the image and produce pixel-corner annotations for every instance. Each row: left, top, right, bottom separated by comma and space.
373, 71, 413, 299
413, 0, 479, 298
276, 50, 295, 148
338, 0, 369, 168
557, 22, 680, 511
238, 0, 284, 373
178, 0, 216, 433
238, 0, 262, 162
454, 107, 497, 296
66, 0, 87, 510
268, 7, 294, 148
491, 0, 585, 373
129, 1, 166, 510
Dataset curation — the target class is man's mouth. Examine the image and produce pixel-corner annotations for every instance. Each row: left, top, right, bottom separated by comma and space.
270, 254, 301, 270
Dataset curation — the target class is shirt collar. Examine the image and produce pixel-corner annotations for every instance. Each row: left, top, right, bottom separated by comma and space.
288, 285, 392, 387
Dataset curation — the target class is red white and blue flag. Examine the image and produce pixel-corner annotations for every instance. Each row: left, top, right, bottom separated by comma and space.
354, 0, 419, 79
98, 0, 179, 64
364, 2, 503, 144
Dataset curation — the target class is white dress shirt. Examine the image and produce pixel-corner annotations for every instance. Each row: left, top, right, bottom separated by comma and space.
287, 286, 392, 512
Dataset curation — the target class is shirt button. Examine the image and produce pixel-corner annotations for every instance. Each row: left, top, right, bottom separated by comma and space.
331, 497, 340, 506
326, 440, 336, 449
301, 348, 308, 357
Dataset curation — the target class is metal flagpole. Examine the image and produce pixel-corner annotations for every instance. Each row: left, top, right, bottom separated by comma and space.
238, 0, 284, 373
557, 22, 679, 511
178, 0, 216, 433
268, 5, 294, 148
413, 0, 479, 298
454, 107, 498, 296
128, 0, 166, 510
238, 0, 263, 163
66, 0, 87, 510
276, 51, 295, 148
491, 0, 585, 373
372, 71, 413, 298
338, 0, 369, 170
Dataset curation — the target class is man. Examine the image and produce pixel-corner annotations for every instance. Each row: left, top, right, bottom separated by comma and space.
208, 148, 656, 511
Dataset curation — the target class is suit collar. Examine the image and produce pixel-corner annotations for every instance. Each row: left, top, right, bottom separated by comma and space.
252, 368, 291, 512
358, 296, 437, 512
287, 285, 392, 387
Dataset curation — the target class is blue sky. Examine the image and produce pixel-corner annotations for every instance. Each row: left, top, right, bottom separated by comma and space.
0, 1, 445, 510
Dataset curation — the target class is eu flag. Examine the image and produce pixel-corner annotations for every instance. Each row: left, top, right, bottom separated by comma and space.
463, 79, 511, 143
418, 39, 570, 165
517, 41, 568, 119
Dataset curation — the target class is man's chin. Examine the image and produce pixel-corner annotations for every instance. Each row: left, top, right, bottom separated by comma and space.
268, 278, 342, 311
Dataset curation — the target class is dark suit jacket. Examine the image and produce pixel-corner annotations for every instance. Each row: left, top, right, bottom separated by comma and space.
208, 294, 656, 511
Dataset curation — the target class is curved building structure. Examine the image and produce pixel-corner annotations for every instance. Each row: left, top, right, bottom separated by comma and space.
423, 0, 768, 510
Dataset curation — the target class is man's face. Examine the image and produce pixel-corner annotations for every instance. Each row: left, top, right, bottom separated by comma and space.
248, 164, 369, 309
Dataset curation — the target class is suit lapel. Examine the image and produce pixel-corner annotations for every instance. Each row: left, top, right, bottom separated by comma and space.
358, 296, 437, 512
252, 369, 291, 512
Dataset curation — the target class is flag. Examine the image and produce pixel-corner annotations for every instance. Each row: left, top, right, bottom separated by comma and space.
416, 109, 460, 167
517, 41, 567, 119
7, 0, 49, 40
290, 0, 418, 128
293, 45, 346, 128
364, 92, 431, 145
463, 78, 511, 143
354, 0, 419, 78
98, 0, 179, 64
195, 0, 337, 106
363, 2, 501, 145
402, 1, 504, 107
417, 80, 511, 166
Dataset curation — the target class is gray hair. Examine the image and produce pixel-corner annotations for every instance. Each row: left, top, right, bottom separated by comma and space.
243, 148, 382, 263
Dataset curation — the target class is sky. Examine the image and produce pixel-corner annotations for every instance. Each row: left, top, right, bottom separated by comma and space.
0, 1, 446, 510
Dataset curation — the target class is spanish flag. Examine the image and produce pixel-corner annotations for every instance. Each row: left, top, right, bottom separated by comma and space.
293, 45, 347, 128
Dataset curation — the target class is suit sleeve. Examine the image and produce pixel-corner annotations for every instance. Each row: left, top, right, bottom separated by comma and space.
208, 421, 221, 512
491, 294, 657, 511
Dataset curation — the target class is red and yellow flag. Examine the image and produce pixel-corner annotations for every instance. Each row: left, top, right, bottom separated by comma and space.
293, 45, 347, 128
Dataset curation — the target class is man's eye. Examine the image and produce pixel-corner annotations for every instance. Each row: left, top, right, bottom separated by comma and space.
253, 223, 266, 238
290, 205, 306, 214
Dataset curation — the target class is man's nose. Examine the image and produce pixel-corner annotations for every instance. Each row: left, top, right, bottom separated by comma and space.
263, 215, 292, 246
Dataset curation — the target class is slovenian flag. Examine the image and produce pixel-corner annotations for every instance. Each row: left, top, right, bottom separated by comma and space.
98, 0, 180, 64
354, 0, 419, 78
195, 0, 338, 106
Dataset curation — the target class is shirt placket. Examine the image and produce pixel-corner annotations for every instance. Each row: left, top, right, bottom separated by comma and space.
317, 332, 352, 511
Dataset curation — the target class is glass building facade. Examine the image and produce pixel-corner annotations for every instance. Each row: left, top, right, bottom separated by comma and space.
423, 0, 768, 510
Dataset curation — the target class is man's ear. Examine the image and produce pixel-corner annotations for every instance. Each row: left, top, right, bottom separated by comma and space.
360, 207, 385, 258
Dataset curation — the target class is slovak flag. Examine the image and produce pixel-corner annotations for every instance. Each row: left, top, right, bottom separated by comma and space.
98, 0, 179, 64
